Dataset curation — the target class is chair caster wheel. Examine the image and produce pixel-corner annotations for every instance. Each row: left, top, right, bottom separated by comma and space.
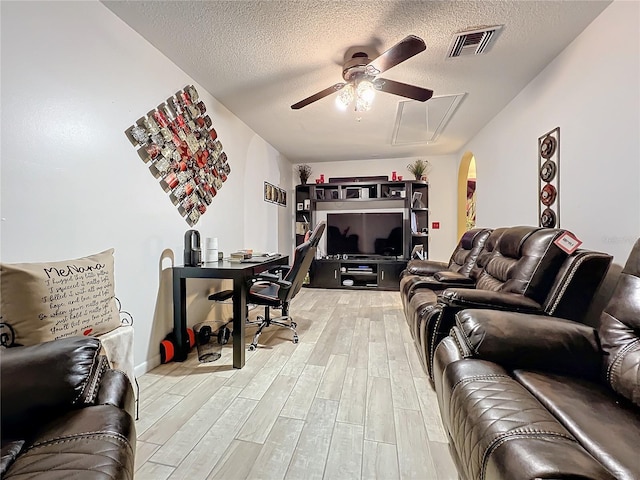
292, 335, 299, 344
248, 344, 257, 351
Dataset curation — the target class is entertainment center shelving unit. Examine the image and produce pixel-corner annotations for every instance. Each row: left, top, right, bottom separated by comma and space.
295, 179, 429, 291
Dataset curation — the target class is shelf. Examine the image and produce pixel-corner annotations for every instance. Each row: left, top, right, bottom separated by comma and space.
299, 179, 427, 284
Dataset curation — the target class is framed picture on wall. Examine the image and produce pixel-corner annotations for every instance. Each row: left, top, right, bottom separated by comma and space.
264, 181, 286, 207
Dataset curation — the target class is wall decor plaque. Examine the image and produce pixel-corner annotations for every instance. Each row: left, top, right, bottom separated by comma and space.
125, 85, 230, 226
538, 127, 560, 227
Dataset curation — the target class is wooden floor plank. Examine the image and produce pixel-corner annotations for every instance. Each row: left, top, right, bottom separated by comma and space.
362, 440, 400, 480
323, 422, 364, 480
247, 416, 305, 480
150, 386, 242, 467
280, 363, 325, 420
394, 408, 438, 479
238, 352, 288, 401
367, 342, 390, 378
336, 367, 368, 425
139, 375, 227, 444
430, 440, 459, 480
280, 342, 314, 377
135, 441, 161, 472
347, 317, 370, 369
167, 397, 258, 480
236, 375, 298, 444
137, 461, 174, 480
285, 398, 339, 480
315, 354, 348, 401
364, 376, 396, 444
206, 440, 262, 480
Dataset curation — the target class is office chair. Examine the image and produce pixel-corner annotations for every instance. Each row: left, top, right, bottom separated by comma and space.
246, 221, 326, 350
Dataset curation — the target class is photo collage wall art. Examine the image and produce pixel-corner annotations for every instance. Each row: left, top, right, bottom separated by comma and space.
264, 181, 286, 207
125, 85, 230, 226
538, 127, 560, 228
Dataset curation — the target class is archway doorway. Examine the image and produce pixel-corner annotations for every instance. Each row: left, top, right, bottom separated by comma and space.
457, 152, 476, 239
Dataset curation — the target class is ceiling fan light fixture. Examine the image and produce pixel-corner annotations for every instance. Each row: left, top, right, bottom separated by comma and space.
356, 79, 376, 104
336, 78, 375, 112
355, 95, 372, 112
336, 83, 355, 110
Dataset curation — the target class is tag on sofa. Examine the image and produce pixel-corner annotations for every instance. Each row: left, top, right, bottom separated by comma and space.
554, 232, 583, 254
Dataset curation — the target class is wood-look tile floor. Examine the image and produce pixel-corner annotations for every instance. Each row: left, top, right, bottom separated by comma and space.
135, 288, 458, 480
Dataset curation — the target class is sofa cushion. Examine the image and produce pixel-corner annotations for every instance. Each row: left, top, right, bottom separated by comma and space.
443, 359, 609, 480
515, 370, 640, 480
3, 406, 135, 480
0, 249, 121, 346
484, 436, 615, 480
598, 239, 640, 408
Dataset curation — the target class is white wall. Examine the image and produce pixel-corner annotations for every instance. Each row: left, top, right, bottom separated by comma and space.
0, 1, 293, 374
466, 0, 640, 263
293, 156, 458, 262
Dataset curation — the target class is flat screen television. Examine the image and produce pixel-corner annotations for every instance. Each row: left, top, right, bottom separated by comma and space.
326, 212, 404, 257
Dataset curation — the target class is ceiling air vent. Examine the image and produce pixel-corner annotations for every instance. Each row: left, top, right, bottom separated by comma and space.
448, 25, 503, 58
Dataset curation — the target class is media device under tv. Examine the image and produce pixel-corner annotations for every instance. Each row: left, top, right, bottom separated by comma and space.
326, 212, 403, 257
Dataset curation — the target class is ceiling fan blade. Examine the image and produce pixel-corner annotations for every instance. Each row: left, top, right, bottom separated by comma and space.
291, 83, 346, 109
365, 35, 426, 76
376, 78, 433, 102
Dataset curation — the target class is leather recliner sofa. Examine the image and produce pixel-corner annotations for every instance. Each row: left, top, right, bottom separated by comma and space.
1, 336, 136, 479
404, 226, 612, 381
400, 227, 493, 318
431, 238, 640, 480
403, 228, 505, 323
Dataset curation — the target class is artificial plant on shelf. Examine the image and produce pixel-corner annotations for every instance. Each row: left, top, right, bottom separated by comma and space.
407, 159, 431, 180
296, 164, 312, 184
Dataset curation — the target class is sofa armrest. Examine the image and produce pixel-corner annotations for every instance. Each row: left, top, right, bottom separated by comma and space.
439, 288, 543, 313
406, 260, 449, 276
96, 369, 136, 419
433, 271, 475, 285
0, 336, 104, 438
453, 309, 602, 379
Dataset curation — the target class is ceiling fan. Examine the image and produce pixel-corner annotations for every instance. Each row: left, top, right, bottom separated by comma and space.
291, 35, 433, 111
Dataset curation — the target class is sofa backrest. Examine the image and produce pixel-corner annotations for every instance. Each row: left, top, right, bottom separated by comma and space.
598, 238, 640, 408
475, 226, 569, 304
542, 248, 612, 321
447, 228, 492, 276
469, 228, 505, 281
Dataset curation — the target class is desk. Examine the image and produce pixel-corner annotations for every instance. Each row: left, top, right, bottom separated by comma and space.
172, 255, 289, 368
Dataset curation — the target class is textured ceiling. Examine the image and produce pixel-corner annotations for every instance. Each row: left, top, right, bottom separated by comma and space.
103, 0, 610, 163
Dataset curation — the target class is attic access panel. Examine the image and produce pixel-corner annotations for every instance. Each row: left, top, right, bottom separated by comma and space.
391, 93, 465, 145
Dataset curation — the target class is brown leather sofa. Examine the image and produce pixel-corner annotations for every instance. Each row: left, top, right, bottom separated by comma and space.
403, 226, 612, 381
400, 227, 493, 317
432, 238, 640, 480
1, 336, 136, 479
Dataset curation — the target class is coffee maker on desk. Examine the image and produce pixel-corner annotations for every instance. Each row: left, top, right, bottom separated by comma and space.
184, 229, 202, 266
